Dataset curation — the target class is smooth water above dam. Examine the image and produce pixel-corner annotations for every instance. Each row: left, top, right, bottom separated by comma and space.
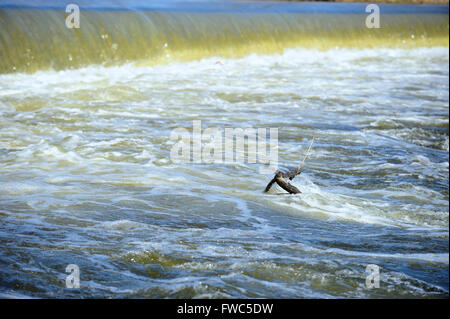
0, 0, 448, 298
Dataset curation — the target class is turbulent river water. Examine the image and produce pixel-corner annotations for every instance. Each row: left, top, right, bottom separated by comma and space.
0, 1, 449, 298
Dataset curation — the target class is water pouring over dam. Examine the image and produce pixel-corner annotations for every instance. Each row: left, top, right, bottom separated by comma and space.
0, 2, 448, 73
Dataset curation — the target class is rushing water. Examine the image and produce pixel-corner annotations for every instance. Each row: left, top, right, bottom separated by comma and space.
0, 1, 449, 298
